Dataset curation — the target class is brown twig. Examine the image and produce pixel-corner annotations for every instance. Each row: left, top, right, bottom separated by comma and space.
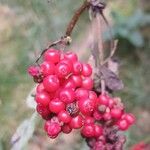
65, 1, 90, 36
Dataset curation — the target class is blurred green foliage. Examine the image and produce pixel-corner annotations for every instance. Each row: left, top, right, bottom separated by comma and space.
0, 0, 149, 149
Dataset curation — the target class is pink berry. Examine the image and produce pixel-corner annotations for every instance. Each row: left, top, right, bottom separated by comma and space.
110, 108, 122, 119
43, 75, 60, 92
75, 88, 89, 100
108, 98, 115, 108
49, 98, 65, 113
44, 49, 60, 64
47, 122, 61, 137
69, 75, 82, 87
28, 66, 39, 77
84, 116, 95, 125
98, 94, 109, 106
64, 51, 78, 62
70, 115, 84, 129
82, 77, 93, 90
59, 88, 75, 104
93, 111, 103, 120
103, 112, 112, 121
40, 61, 55, 76
62, 124, 72, 134
60, 59, 73, 70
94, 124, 103, 137
44, 120, 52, 132
117, 119, 129, 131
78, 98, 95, 116
58, 110, 71, 123
36, 83, 45, 93
55, 62, 72, 78
89, 91, 97, 101
81, 124, 95, 137
73, 61, 83, 75
35, 91, 50, 107
82, 63, 92, 77
62, 79, 76, 89
123, 113, 135, 125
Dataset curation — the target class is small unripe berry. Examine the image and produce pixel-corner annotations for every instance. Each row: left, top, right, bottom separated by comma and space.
43, 75, 60, 92
49, 98, 65, 113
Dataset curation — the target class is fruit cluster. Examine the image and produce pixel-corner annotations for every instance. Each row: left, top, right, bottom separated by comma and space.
28, 49, 135, 149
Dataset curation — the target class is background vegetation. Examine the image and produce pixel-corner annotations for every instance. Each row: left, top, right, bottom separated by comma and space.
0, 0, 149, 149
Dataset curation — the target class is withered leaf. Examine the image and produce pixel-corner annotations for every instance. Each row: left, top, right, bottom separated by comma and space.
100, 66, 124, 91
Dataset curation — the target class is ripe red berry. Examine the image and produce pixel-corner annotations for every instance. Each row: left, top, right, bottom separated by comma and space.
93, 111, 103, 120
43, 75, 60, 92
73, 61, 83, 75
59, 88, 75, 104
62, 124, 72, 134
49, 98, 65, 113
62, 78, 76, 89
36, 83, 45, 93
40, 61, 55, 76
58, 110, 71, 123
64, 51, 78, 62
82, 63, 92, 77
36, 104, 50, 116
78, 98, 95, 116
44, 120, 52, 132
94, 124, 103, 137
69, 75, 82, 87
82, 77, 93, 90
60, 58, 73, 70
81, 124, 95, 137
70, 115, 84, 129
35, 91, 50, 107
98, 94, 109, 106
55, 62, 72, 78
123, 113, 135, 125
103, 112, 112, 121
75, 88, 89, 100
117, 119, 129, 131
84, 116, 95, 125
110, 108, 122, 119
47, 122, 61, 137
89, 91, 97, 101
44, 49, 60, 64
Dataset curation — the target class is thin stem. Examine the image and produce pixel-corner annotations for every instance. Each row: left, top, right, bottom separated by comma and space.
65, 1, 90, 36
96, 13, 105, 94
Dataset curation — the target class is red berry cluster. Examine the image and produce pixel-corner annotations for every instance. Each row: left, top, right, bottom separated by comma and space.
28, 49, 135, 148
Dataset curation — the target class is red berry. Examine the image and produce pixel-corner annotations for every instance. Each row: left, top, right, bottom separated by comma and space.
44, 120, 52, 132
44, 49, 60, 64
70, 115, 83, 129
43, 75, 60, 92
110, 108, 122, 119
36, 104, 50, 115
94, 124, 103, 137
108, 98, 115, 108
36, 83, 45, 93
62, 124, 72, 134
62, 79, 76, 89
78, 98, 95, 116
47, 122, 61, 137
58, 110, 71, 123
60, 59, 73, 70
40, 61, 55, 76
98, 94, 109, 106
73, 61, 83, 75
81, 124, 95, 137
103, 112, 112, 121
84, 116, 95, 125
82, 63, 92, 77
55, 62, 72, 78
28, 66, 39, 77
123, 113, 135, 125
49, 98, 65, 113
82, 77, 93, 90
93, 111, 103, 120
69, 75, 82, 87
75, 88, 89, 100
64, 51, 78, 62
89, 91, 97, 101
117, 119, 129, 131
35, 91, 50, 107
59, 88, 75, 104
